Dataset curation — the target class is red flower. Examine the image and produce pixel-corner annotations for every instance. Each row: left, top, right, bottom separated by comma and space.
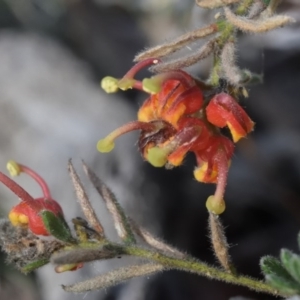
1, 160, 63, 236
0, 160, 83, 272
98, 59, 254, 214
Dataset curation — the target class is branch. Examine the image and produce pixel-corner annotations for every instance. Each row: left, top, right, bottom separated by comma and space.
52, 241, 285, 297
124, 244, 283, 297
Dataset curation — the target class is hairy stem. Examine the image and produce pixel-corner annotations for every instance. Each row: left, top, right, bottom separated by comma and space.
122, 244, 283, 297
235, 0, 255, 15
209, 54, 222, 86
208, 0, 257, 86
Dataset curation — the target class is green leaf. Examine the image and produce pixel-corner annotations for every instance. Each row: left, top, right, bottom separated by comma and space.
265, 274, 300, 295
21, 258, 49, 274
261, 256, 300, 295
261, 255, 285, 275
41, 211, 75, 243
281, 249, 300, 283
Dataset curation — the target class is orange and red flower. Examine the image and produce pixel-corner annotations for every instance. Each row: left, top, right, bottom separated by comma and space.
98, 59, 254, 214
1, 161, 64, 236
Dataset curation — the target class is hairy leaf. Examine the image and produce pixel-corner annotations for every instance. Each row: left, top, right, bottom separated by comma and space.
41, 211, 74, 243
261, 256, 300, 295
281, 249, 300, 283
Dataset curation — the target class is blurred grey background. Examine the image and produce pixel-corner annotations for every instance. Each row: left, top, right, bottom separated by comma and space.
0, 1, 299, 300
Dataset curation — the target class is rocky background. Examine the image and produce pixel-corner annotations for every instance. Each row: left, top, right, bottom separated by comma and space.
0, 1, 299, 300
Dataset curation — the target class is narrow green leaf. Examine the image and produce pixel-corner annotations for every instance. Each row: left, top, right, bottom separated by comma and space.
41, 211, 75, 243
281, 249, 300, 283
21, 258, 49, 274
261, 256, 300, 295
297, 232, 300, 251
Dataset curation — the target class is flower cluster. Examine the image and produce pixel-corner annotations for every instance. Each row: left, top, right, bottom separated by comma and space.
98, 58, 254, 214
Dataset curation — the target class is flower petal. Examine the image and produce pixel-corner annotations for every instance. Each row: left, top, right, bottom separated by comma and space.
206, 93, 254, 142
194, 161, 218, 183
